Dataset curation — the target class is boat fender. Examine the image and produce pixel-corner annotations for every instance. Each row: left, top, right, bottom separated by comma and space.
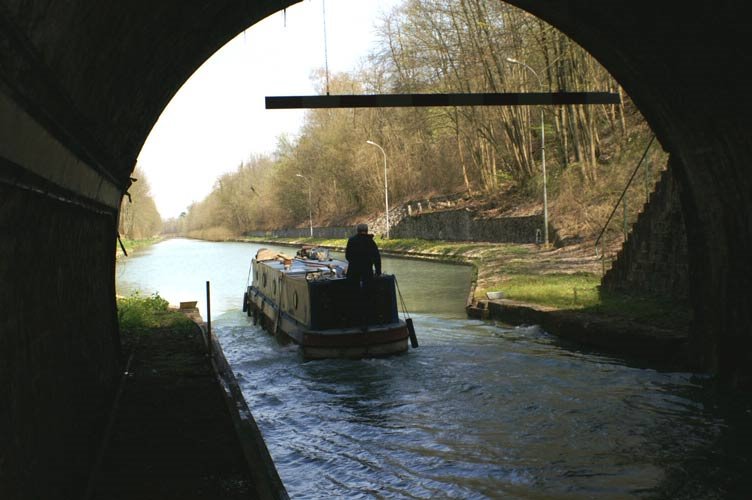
406, 318, 419, 348
242, 292, 248, 312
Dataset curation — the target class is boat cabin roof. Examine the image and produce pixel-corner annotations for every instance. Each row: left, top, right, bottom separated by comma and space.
255, 251, 347, 280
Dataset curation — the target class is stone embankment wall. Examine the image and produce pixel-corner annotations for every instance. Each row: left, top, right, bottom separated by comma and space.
246, 191, 549, 244
247, 211, 548, 244
391, 209, 547, 243
601, 166, 689, 300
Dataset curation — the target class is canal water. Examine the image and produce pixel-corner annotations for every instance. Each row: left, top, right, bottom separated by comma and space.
117, 238, 752, 499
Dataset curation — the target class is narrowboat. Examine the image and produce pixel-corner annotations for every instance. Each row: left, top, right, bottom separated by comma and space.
242, 247, 416, 359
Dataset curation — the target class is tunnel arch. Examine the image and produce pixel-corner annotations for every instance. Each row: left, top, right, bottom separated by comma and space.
2, 1, 751, 497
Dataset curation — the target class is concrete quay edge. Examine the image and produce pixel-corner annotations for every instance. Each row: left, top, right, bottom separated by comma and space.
467, 299, 689, 369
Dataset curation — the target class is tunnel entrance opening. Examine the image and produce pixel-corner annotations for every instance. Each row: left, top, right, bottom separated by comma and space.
133, 0, 671, 307
3, 1, 752, 498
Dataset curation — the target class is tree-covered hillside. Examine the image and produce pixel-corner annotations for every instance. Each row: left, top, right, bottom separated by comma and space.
167, 0, 667, 243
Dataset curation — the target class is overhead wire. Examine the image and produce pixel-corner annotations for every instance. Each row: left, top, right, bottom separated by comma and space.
322, 0, 330, 95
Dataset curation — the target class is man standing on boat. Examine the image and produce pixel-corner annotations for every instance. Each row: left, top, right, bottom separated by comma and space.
345, 223, 381, 286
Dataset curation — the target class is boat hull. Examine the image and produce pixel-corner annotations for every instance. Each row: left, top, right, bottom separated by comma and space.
296, 324, 410, 359
246, 285, 409, 359
303, 338, 408, 360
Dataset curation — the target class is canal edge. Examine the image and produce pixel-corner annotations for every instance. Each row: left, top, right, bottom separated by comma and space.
468, 298, 689, 369
181, 306, 290, 500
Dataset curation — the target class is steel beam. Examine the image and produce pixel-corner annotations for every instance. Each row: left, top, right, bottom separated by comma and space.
266, 92, 621, 109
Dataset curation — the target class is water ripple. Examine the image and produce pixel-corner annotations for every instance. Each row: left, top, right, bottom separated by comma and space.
210, 315, 749, 499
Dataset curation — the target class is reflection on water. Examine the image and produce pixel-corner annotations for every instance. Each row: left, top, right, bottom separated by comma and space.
117, 238, 752, 499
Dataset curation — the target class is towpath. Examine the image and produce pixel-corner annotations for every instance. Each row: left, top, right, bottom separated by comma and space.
85, 309, 286, 499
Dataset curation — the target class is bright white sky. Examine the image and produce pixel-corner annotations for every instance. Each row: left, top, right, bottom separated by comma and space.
136, 0, 402, 219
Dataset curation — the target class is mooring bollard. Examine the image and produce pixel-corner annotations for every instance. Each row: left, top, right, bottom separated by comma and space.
206, 280, 212, 356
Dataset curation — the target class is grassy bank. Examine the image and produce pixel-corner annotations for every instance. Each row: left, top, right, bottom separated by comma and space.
117, 292, 195, 335
116, 236, 164, 259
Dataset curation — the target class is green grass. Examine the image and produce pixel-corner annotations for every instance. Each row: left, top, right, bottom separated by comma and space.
306, 237, 348, 248
241, 236, 347, 248
480, 271, 689, 328
584, 290, 691, 329
496, 245, 532, 256
117, 292, 194, 334
485, 272, 602, 309
117, 236, 164, 257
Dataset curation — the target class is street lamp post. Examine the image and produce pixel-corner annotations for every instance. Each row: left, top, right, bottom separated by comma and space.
366, 140, 389, 239
506, 57, 549, 247
295, 174, 313, 237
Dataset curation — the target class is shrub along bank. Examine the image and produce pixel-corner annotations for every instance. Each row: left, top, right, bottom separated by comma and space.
116, 292, 194, 333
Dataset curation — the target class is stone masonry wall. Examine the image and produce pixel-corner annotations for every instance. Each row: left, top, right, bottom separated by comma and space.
601, 167, 689, 300
391, 209, 548, 243
248, 211, 547, 244
246, 199, 553, 245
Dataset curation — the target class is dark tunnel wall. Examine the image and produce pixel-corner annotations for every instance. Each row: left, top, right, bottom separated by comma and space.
1, 0, 752, 497
0, 181, 120, 498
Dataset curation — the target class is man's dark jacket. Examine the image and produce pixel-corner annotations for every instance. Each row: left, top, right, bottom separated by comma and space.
345, 233, 381, 282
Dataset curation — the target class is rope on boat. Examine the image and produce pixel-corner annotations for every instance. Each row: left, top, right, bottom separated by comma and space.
117, 232, 128, 257
394, 276, 419, 348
